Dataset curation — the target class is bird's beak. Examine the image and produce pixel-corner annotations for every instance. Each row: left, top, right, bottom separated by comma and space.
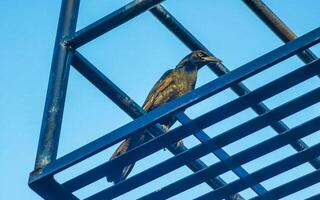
202, 55, 221, 63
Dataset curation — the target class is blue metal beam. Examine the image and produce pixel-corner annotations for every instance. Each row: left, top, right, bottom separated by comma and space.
29, 177, 78, 200
195, 144, 320, 200
74, 68, 320, 199
65, 0, 166, 49
141, 124, 320, 200
250, 169, 320, 200
70, 51, 231, 194
243, 0, 318, 64
31, 27, 320, 183
151, 4, 320, 169
29, 4, 81, 200
32, 0, 80, 173
306, 193, 320, 200
29, 1, 320, 199
176, 113, 271, 199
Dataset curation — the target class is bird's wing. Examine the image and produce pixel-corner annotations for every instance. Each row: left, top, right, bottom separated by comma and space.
142, 69, 174, 111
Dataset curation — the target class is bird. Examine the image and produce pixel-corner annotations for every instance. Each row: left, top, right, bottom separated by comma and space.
106, 50, 221, 184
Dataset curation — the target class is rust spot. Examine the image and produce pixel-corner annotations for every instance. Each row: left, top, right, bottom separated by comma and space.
155, 187, 163, 192
31, 167, 43, 176
122, 96, 132, 107
49, 106, 58, 113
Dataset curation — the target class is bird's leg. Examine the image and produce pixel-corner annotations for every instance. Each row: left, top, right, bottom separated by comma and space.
162, 124, 169, 151
162, 124, 184, 151
162, 124, 169, 132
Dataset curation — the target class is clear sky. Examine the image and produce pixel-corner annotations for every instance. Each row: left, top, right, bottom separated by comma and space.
1, 0, 320, 199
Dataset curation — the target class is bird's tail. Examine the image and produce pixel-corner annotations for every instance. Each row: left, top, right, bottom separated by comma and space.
106, 134, 145, 184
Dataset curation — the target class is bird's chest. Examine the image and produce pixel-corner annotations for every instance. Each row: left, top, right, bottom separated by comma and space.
171, 71, 197, 96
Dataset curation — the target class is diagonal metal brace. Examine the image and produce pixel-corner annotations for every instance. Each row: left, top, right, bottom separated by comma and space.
72, 51, 243, 200
150, 4, 320, 169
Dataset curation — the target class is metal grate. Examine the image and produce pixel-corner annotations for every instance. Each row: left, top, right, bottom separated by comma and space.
29, 0, 320, 199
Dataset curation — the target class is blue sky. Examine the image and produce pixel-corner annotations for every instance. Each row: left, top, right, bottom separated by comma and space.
1, 0, 320, 199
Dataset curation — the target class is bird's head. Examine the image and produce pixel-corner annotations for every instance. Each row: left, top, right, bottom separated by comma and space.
176, 50, 221, 71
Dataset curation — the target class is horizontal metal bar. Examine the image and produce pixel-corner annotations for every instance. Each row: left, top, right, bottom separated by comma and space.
61, 57, 320, 194
176, 113, 271, 199
195, 143, 320, 200
70, 52, 230, 194
32, 27, 320, 182
243, 0, 318, 64
65, 0, 165, 49
306, 193, 320, 200
69, 52, 261, 197
29, 176, 78, 200
250, 169, 320, 200
151, 4, 320, 169
60, 61, 315, 195
137, 93, 320, 199
82, 79, 320, 199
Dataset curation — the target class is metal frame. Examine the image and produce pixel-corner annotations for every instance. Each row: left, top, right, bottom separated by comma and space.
29, 0, 320, 199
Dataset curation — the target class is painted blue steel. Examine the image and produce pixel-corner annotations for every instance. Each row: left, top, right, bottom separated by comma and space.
175, 113, 272, 199
65, 80, 319, 199
151, 4, 320, 170
69, 51, 230, 193
150, 5, 226, 73
250, 169, 320, 200
243, 0, 318, 64
83, 68, 320, 199
30, 1, 320, 199
32, 27, 320, 182
306, 193, 320, 200
195, 144, 320, 200
29, 177, 78, 200
29, 0, 80, 199
63, 57, 319, 198
65, 0, 166, 49
140, 117, 320, 200
72, 51, 144, 119
33, 0, 80, 171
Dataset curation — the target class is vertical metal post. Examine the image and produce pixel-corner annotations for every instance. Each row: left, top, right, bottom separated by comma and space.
33, 0, 80, 173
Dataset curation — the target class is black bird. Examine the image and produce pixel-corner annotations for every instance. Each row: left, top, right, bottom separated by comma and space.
107, 50, 220, 184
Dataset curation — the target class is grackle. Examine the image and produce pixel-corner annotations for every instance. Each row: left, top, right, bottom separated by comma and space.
107, 50, 220, 184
